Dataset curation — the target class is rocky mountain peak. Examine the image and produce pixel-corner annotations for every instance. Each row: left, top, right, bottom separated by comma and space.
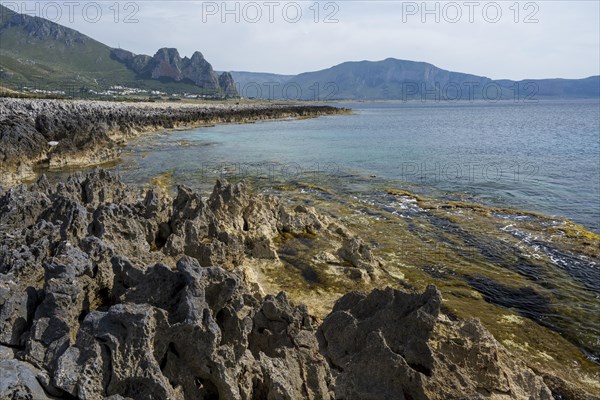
150, 47, 184, 80
219, 72, 239, 97
110, 46, 238, 97
155, 47, 182, 63
190, 51, 206, 62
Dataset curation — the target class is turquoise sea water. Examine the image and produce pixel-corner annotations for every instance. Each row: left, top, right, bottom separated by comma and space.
115, 99, 600, 233
44, 99, 600, 361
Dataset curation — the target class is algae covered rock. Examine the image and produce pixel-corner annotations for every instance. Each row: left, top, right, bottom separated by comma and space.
0, 170, 558, 399
319, 285, 553, 400
0, 98, 345, 186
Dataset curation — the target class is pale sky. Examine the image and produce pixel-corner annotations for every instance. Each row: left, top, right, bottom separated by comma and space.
8, 1, 600, 79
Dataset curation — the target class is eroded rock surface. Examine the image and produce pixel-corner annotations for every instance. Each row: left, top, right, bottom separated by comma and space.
319, 285, 554, 400
0, 99, 346, 185
0, 171, 557, 399
52, 257, 332, 400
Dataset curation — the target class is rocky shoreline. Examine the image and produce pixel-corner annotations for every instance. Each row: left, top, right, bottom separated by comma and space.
0, 99, 347, 186
0, 170, 562, 399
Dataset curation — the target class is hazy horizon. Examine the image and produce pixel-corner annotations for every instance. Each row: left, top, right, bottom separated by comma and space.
2, 1, 600, 80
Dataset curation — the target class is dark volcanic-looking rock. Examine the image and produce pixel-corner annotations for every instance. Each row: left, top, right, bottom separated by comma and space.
0, 171, 339, 399
319, 286, 554, 400
0, 98, 346, 185
54, 258, 332, 399
0, 352, 56, 400
0, 171, 563, 399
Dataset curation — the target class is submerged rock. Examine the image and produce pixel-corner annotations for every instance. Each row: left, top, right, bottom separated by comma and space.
0, 99, 346, 186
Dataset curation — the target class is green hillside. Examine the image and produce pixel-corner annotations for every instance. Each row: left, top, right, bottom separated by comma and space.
0, 4, 219, 96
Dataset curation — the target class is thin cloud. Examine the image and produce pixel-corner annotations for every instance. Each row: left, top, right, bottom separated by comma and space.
12, 0, 600, 79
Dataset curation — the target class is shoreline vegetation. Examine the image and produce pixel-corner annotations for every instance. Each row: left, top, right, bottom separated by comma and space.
0, 98, 349, 186
0, 99, 599, 399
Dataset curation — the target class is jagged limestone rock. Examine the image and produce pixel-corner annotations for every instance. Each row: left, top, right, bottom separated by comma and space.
0, 99, 345, 186
0, 171, 558, 399
319, 286, 554, 400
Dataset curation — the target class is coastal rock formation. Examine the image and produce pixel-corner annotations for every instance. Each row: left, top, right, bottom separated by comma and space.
0, 347, 56, 400
149, 48, 186, 82
179, 51, 220, 90
0, 4, 238, 99
0, 171, 556, 399
53, 258, 332, 399
111, 47, 238, 97
0, 171, 339, 398
110, 48, 152, 75
0, 98, 346, 186
319, 286, 554, 400
219, 72, 239, 98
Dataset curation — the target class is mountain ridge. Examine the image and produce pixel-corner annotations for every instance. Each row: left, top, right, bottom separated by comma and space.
0, 4, 238, 98
1, 4, 597, 101
229, 58, 600, 101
